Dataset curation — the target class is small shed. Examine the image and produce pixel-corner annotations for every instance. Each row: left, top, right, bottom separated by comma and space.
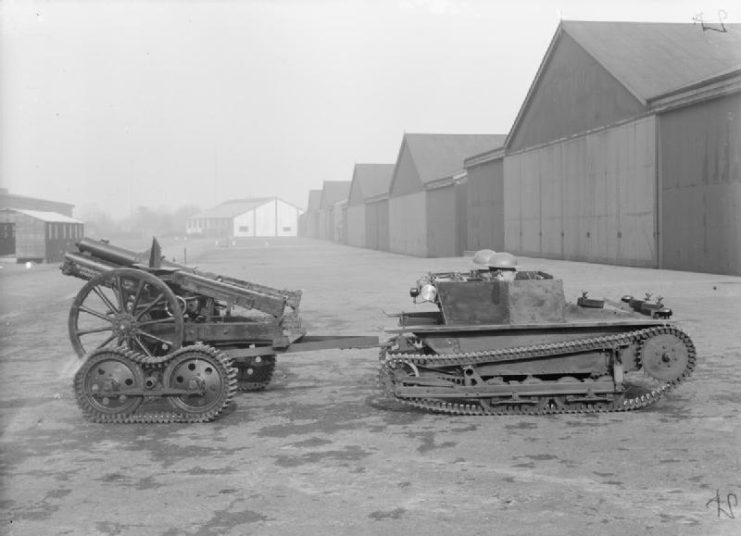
0, 189, 74, 217
345, 163, 395, 249
187, 197, 303, 238
318, 181, 350, 241
388, 133, 505, 257
0, 208, 84, 263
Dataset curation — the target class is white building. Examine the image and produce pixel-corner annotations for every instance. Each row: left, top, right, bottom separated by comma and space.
187, 197, 304, 238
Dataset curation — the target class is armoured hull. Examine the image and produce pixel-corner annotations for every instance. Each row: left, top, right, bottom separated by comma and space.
380, 272, 696, 415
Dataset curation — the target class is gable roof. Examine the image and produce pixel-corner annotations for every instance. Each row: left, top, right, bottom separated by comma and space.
0, 208, 83, 224
192, 198, 273, 219
562, 21, 741, 102
319, 181, 350, 209
306, 190, 322, 212
351, 163, 395, 203
506, 21, 741, 149
403, 133, 506, 185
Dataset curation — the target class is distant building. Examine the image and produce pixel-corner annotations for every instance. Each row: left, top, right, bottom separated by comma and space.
0, 208, 84, 263
388, 133, 505, 257
186, 197, 303, 238
318, 181, 351, 241
298, 190, 322, 238
0, 188, 75, 217
345, 163, 395, 250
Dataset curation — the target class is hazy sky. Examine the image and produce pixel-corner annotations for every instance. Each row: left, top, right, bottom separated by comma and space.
1, 0, 736, 218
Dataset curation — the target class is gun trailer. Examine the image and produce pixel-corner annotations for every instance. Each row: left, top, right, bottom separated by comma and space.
61, 237, 378, 423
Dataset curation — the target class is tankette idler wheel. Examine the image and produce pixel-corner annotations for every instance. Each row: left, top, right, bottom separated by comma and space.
640, 330, 693, 382
68, 268, 184, 358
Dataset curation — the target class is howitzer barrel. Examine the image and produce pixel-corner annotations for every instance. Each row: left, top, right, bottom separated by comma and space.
62, 237, 303, 315
75, 238, 187, 271
62, 251, 120, 278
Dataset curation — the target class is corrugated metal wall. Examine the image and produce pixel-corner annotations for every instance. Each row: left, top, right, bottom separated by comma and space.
660, 93, 741, 275
391, 141, 423, 197
366, 199, 389, 251
508, 32, 645, 153
304, 212, 320, 238
0, 212, 46, 260
45, 223, 83, 262
389, 192, 427, 256
455, 181, 467, 256
0, 222, 14, 255
318, 210, 333, 240
466, 158, 505, 252
427, 186, 458, 257
333, 204, 346, 243
505, 116, 657, 266
345, 204, 365, 247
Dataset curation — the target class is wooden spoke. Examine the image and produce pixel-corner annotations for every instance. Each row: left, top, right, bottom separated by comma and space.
113, 274, 126, 312
137, 317, 176, 328
135, 293, 166, 320
77, 325, 115, 336
131, 278, 146, 310
92, 286, 119, 314
78, 305, 116, 323
132, 336, 154, 357
136, 330, 176, 347
95, 334, 118, 349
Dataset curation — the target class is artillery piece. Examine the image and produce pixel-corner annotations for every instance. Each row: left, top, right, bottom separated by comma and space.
379, 255, 696, 415
61, 237, 377, 423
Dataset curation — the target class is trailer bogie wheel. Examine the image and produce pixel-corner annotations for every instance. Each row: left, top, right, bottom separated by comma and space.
163, 345, 237, 419
74, 347, 145, 418
68, 268, 184, 358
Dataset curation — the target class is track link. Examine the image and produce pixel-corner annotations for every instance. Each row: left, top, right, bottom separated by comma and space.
236, 356, 276, 392
74, 345, 238, 423
379, 326, 696, 416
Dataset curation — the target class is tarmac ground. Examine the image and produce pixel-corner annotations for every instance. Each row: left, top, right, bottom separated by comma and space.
1, 237, 740, 535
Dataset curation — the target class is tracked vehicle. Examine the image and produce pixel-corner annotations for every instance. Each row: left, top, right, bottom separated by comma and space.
379, 256, 696, 415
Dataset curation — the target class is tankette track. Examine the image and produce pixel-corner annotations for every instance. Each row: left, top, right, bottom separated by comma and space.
379, 325, 696, 416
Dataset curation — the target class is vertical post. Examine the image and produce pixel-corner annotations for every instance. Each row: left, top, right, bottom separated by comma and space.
183, 248, 187, 265
654, 115, 663, 269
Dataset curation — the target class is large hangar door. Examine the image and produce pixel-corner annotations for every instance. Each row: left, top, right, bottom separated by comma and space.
504, 116, 657, 267
0, 222, 15, 256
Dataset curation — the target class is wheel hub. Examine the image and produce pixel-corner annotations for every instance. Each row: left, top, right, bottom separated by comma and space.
79, 352, 144, 414
112, 313, 137, 337
640, 333, 690, 382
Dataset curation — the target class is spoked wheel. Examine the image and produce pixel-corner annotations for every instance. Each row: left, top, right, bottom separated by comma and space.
163, 345, 237, 420
74, 347, 144, 420
68, 268, 184, 358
